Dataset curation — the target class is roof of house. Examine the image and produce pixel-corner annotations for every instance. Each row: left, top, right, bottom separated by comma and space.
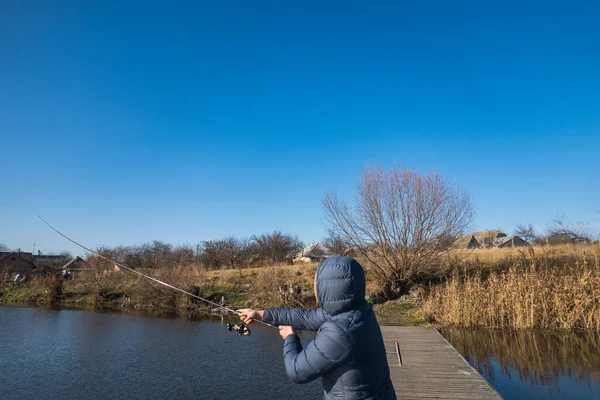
298, 243, 334, 258
493, 235, 528, 246
61, 256, 89, 270
471, 230, 506, 243
452, 230, 507, 249
36, 254, 67, 260
452, 235, 481, 249
0, 252, 39, 270
33, 254, 71, 267
1, 251, 33, 261
452, 236, 470, 249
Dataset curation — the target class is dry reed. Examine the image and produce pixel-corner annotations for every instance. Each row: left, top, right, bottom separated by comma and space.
422, 245, 600, 329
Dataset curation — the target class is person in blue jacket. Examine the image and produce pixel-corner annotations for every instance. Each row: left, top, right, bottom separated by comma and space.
238, 256, 397, 400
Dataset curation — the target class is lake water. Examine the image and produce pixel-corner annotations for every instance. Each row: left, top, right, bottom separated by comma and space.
2, 306, 600, 400
0, 306, 322, 400
441, 327, 600, 400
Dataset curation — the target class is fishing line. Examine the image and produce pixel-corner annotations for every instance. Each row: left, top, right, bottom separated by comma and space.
37, 214, 275, 331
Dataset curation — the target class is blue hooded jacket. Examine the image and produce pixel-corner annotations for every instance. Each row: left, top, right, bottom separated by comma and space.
263, 256, 397, 400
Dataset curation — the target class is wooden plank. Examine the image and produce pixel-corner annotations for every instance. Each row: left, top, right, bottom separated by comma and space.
380, 326, 502, 400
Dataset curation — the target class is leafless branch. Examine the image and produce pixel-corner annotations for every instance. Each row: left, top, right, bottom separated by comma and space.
323, 165, 474, 298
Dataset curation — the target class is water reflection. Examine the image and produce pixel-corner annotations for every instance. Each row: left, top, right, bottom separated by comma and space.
441, 328, 600, 399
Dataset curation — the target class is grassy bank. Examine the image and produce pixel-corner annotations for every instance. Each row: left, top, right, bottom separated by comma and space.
1, 263, 321, 315
0, 275, 63, 305
0, 261, 420, 325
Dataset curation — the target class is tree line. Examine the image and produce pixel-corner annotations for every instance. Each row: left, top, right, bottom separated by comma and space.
92, 231, 304, 270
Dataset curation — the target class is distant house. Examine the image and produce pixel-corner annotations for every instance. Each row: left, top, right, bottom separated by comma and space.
471, 230, 507, 248
493, 236, 529, 248
452, 235, 482, 250
32, 252, 70, 269
294, 244, 334, 263
0, 252, 39, 278
61, 256, 89, 277
0, 251, 33, 262
453, 230, 529, 250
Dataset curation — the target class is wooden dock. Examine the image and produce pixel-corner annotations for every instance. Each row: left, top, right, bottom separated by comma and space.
381, 326, 502, 399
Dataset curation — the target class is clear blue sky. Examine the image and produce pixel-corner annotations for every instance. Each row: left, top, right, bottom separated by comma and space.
1, 1, 599, 255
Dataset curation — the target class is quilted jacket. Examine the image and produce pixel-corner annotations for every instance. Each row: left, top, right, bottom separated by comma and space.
264, 256, 396, 399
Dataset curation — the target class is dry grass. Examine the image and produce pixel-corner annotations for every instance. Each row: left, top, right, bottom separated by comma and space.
1, 275, 65, 305
248, 265, 317, 309
30, 275, 62, 298
422, 244, 600, 329
446, 243, 600, 274
67, 264, 208, 309
205, 262, 317, 279
0, 273, 12, 286
62, 262, 321, 312
125, 266, 208, 311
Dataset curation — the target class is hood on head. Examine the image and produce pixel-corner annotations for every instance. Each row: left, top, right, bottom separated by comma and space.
315, 256, 366, 315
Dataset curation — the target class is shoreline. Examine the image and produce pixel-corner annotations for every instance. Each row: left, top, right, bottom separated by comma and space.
0, 285, 423, 326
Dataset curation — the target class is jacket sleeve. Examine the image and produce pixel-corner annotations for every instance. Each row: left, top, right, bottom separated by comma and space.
263, 308, 329, 331
282, 322, 352, 384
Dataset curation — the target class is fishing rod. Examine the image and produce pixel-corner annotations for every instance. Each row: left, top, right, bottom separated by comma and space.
37, 214, 275, 335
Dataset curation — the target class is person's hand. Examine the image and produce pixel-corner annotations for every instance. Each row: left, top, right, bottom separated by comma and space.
279, 325, 295, 340
237, 309, 264, 325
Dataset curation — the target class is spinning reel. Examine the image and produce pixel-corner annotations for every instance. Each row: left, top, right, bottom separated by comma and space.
226, 321, 251, 336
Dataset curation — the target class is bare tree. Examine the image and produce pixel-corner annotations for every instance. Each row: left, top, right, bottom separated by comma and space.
60, 251, 73, 259
171, 245, 197, 267
97, 245, 134, 265
545, 216, 592, 244
198, 241, 223, 270
123, 247, 144, 269
94, 242, 196, 269
205, 236, 252, 268
220, 237, 253, 269
0, 243, 10, 252
324, 165, 474, 298
321, 231, 353, 256
145, 240, 173, 267
83, 253, 123, 302
514, 223, 536, 243
252, 231, 303, 265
